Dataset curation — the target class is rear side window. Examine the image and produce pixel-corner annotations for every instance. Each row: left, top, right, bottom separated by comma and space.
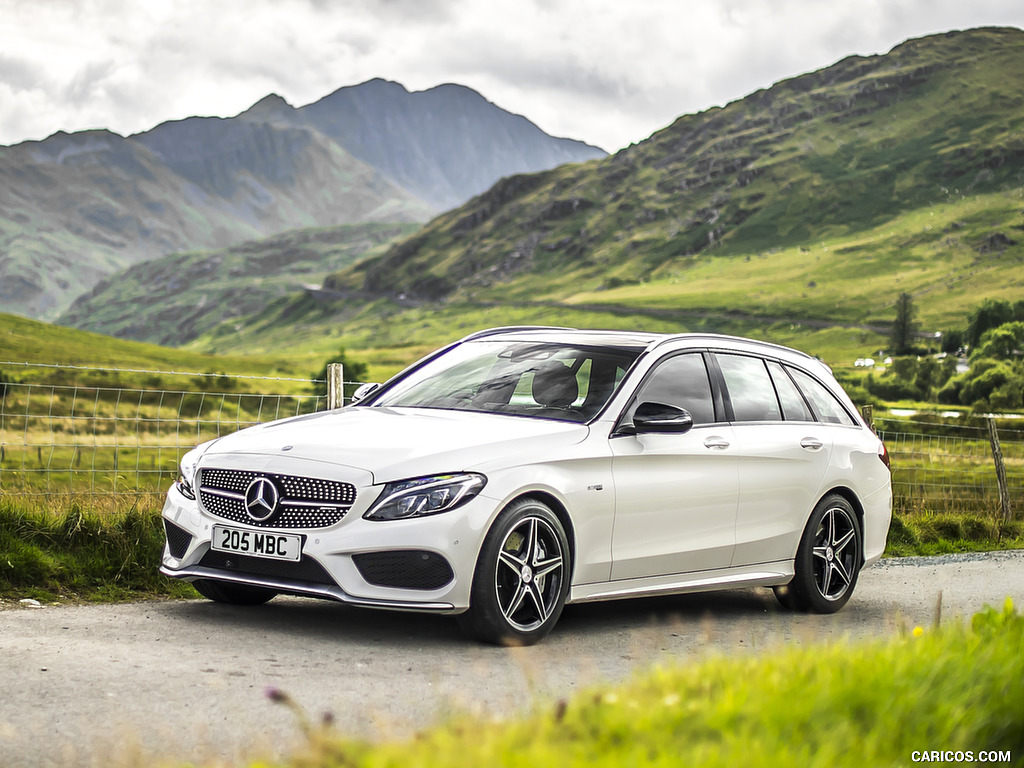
716, 354, 781, 422
767, 361, 814, 422
788, 367, 857, 426
631, 353, 716, 425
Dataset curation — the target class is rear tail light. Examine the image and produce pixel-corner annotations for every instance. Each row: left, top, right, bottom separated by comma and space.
878, 441, 891, 471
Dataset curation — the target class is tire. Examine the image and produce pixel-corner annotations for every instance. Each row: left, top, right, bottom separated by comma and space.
458, 498, 571, 646
777, 494, 862, 613
771, 583, 798, 610
192, 578, 277, 606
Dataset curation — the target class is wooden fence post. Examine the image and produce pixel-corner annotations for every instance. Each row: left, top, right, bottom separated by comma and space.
986, 417, 1014, 523
326, 363, 345, 410
860, 404, 875, 433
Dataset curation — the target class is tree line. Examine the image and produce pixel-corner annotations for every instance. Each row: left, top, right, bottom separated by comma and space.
869, 298, 1024, 411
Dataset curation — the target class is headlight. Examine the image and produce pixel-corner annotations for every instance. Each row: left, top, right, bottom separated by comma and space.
175, 441, 213, 500
364, 473, 486, 521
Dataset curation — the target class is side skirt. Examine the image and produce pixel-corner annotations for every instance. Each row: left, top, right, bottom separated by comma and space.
569, 561, 793, 604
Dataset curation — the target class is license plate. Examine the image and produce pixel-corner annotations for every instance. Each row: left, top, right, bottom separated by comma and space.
211, 525, 302, 562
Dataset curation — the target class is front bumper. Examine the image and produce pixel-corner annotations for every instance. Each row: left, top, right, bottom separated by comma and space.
159, 468, 494, 613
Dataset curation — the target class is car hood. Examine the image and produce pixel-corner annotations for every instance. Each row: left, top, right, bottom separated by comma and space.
201, 406, 590, 483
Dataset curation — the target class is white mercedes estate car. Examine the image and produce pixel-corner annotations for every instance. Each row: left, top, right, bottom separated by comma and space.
161, 327, 892, 645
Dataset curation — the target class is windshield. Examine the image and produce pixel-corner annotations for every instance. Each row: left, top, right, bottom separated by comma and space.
369, 340, 642, 422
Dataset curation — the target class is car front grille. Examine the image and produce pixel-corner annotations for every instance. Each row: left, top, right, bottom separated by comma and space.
198, 467, 356, 529
353, 550, 455, 591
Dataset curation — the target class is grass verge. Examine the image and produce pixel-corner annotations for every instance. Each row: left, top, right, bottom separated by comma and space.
885, 504, 1024, 557
252, 600, 1024, 768
0, 497, 194, 603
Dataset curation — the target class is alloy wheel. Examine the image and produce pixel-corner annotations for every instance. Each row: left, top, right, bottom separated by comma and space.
811, 505, 858, 601
494, 515, 565, 632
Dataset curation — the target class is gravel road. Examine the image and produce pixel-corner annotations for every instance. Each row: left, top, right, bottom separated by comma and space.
3, 551, 1022, 768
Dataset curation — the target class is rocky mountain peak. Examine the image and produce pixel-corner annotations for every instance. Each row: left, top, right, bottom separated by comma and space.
239, 93, 296, 121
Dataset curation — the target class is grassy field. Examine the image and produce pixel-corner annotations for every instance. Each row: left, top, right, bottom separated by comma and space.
555, 192, 1024, 328
186, 294, 892, 383
241, 600, 1024, 768
3, 309, 1022, 606
1, 311, 326, 383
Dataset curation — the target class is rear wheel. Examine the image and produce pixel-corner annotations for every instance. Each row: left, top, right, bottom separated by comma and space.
458, 498, 570, 646
774, 494, 861, 613
192, 579, 277, 605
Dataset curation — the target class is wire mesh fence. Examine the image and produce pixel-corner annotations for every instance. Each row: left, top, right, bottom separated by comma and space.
0, 366, 329, 500
877, 418, 1023, 518
1, 363, 1022, 517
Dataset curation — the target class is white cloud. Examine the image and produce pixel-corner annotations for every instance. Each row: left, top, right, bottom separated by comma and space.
0, 0, 1022, 151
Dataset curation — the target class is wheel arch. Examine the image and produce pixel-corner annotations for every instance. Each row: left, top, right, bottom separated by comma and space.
458, 490, 576, 645
509, 490, 577, 581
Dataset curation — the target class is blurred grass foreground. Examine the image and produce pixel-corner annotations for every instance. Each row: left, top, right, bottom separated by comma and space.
253, 601, 1023, 768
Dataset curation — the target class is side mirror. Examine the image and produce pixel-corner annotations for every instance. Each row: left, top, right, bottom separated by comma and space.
350, 382, 381, 404
631, 402, 694, 434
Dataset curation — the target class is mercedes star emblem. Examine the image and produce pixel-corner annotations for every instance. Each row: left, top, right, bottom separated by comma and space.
244, 477, 280, 522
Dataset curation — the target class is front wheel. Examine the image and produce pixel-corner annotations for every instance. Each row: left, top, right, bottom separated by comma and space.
458, 498, 571, 646
775, 494, 862, 613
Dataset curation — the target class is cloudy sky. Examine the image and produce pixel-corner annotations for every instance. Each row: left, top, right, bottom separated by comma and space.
2, 0, 1023, 153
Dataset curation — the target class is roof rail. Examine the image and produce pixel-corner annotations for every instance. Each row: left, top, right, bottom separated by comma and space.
460, 325, 576, 341
649, 332, 818, 361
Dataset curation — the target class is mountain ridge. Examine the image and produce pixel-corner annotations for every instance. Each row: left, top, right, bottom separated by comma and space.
329, 27, 1024, 310
0, 79, 605, 320
55, 27, 1024, 364
299, 78, 606, 209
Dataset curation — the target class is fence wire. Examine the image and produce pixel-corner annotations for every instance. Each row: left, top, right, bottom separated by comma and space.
0, 378, 326, 498
1, 366, 1022, 515
878, 420, 1023, 515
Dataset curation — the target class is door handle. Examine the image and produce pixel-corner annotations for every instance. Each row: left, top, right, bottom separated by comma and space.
704, 436, 730, 450
800, 437, 824, 450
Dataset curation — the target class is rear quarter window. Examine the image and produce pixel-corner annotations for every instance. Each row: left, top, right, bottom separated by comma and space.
788, 367, 857, 426
767, 360, 814, 422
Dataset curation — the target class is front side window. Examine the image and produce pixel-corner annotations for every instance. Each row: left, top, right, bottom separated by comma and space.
369, 340, 641, 422
627, 353, 716, 425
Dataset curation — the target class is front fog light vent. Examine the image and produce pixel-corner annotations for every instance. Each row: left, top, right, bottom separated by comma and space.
163, 519, 192, 559
353, 550, 455, 591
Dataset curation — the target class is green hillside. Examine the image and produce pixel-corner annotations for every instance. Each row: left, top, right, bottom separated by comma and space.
58, 221, 419, 346
0, 312, 315, 383
315, 27, 1024, 338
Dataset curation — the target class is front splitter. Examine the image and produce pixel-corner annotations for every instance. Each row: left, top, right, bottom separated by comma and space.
160, 564, 457, 613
